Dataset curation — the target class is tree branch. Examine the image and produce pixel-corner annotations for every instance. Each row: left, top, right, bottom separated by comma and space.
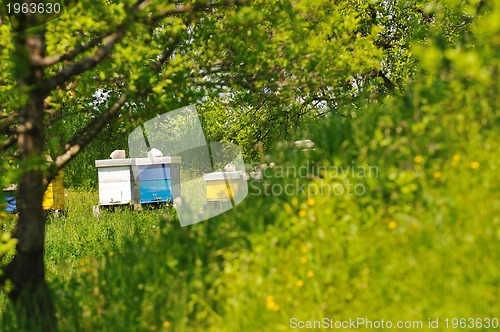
43, 0, 247, 184
31, 31, 116, 67
43, 33, 122, 92
42, 0, 152, 92
376, 70, 396, 91
0, 112, 18, 134
44, 34, 183, 185
33, 0, 150, 68
44, 92, 129, 186
47, 109, 94, 123
0, 135, 17, 151
145, 0, 248, 24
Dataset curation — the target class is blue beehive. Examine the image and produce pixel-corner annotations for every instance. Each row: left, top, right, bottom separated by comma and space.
3, 190, 17, 213
132, 157, 181, 204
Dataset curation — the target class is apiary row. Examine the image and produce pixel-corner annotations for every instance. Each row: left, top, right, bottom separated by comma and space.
3, 157, 247, 215
96, 156, 249, 211
2, 172, 65, 214
95, 156, 181, 207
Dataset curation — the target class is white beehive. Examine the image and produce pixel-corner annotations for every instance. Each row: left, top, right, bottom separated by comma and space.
95, 159, 133, 205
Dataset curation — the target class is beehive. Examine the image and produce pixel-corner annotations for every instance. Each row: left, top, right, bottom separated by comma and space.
3, 189, 17, 213
42, 171, 65, 211
203, 171, 246, 202
95, 159, 133, 206
132, 156, 181, 204
3, 172, 65, 213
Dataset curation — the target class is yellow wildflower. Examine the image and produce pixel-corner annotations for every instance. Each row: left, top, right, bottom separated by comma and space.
307, 270, 315, 278
452, 154, 461, 162
162, 321, 171, 328
433, 171, 442, 180
298, 210, 307, 217
300, 257, 308, 264
296, 280, 304, 287
388, 221, 397, 229
414, 155, 424, 164
269, 303, 280, 311
266, 296, 280, 311
470, 161, 480, 169
307, 198, 315, 206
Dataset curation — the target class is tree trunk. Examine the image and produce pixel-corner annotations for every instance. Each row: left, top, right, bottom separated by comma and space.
3, 18, 57, 330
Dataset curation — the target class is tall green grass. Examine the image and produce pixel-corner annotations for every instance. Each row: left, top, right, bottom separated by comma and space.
2, 81, 500, 330
2, 7, 499, 328
1, 103, 498, 331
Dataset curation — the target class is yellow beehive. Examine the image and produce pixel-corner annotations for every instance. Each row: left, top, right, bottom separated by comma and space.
204, 172, 245, 202
42, 171, 65, 211
206, 180, 235, 201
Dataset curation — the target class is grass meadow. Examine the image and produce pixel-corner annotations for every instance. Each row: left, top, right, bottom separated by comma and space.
1, 88, 499, 331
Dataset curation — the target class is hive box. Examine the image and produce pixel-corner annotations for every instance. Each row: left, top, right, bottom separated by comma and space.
95, 158, 133, 206
2, 171, 65, 213
3, 190, 17, 213
43, 171, 65, 211
95, 156, 182, 207
131, 156, 181, 204
203, 171, 246, 202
